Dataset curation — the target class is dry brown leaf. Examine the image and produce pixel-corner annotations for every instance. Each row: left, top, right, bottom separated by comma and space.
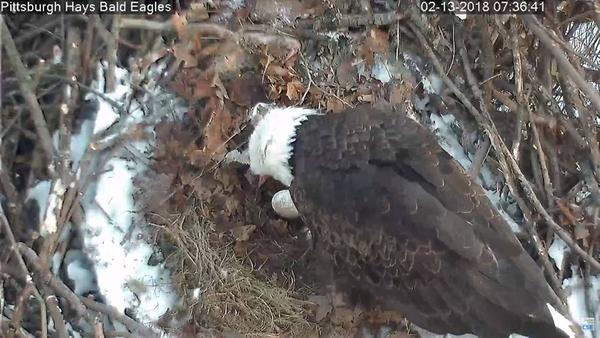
308, 295, 332, 322
173, 42, 198, 68
326, 96, 346, 113
357, 94, 374, 102
389, 82, 412, 105
193, 80, 215, 100
188, 149, 210, 167
574, 224, 590, 241
233, 240, 249, 256
330, 306, 361, 328
188, 2, 209, 21
232, 224, 257, 242
171, 13, 188, 40
135, 173, 174, 212
203, 105, 234, 161
211, 72, 230, 102
186, 176, 220, 200
228, 74, 267, 107
368, 28, 390, 53
286, 80, 304, 102
336, 61, 357, 88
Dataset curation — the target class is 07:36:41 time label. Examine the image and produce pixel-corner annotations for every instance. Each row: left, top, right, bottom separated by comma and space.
419, 1, 545, 14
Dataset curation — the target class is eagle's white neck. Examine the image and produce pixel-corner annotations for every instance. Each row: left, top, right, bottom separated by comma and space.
248, 106, 320, 186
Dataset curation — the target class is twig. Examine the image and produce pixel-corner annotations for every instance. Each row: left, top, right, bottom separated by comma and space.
1, 315, 36, 338
409, 20, 600, 274
299, 55, 314, 105
509, 20, 526, 166
46, 295, 68, 338
1, 20, 55, 169
40, 73, 127, 116
0, 167, 21, 228
468, 136, 491, 179
91, 15, 117, 92
510, 21, 553, 206
9, 282, 34, 335
0, 206, 48, 338
80, 297, 160, 338
17, 244, 94, 322
94, 321, 105, 338
455, 28, 569, 309
118, 18, 300, 52
523, 16, 600, 124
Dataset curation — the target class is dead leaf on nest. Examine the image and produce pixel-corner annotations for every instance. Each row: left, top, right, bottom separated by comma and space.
574, 224, 590, 241
330, 306, 362, 328
269, 219, 289, 235
286, 80, 304, 102
173, 42, 198, 68
202, 103, 233, 161
360, 28, 390, 69
308, 295, 333, 322
135, 173, 174, 212
129, 124, 150, 140
232, 224, 257, 242
188, 2, 209, 21
172, 13, 188, 40
227, 73, 267, 107
211, 72, 230, 102
326, 96, 347, 113
233, 240, 249, 256
368, 28, 390, 53
336, 61, 357, 88
193, 79, 215, 100
389, 81, 412, 105
184, 175, 221, 201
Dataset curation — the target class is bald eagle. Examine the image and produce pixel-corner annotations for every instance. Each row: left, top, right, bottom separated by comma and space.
247, 105, 577, 338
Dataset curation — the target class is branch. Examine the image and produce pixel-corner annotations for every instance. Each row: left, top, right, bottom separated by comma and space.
408, 20, 600, 274
80, 297, 160, 338
0, 19, 55, 169
0, 205, 48, 338
46, 295, 68, 338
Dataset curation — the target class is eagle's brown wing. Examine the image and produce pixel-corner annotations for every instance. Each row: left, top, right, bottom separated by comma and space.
289, 106, 566, 338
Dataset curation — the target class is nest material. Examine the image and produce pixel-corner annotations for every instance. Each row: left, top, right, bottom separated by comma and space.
1, 1, 600, 337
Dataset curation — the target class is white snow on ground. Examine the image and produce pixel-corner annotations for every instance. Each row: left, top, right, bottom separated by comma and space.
549, 235, 570, 271
548, 303, 578, 338
26, 180, 51, 226
77, 64, 177, 328
23, 63, 178, 334
554, 263, 600, 338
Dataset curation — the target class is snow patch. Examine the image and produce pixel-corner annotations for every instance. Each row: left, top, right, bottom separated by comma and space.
76, 63, 177, 330
549, 235, 569, 269
26, 180, 52, 227
547, 303, 577, 338
562, 266, 600, 338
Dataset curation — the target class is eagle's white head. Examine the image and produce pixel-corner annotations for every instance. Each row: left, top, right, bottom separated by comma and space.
248, 105, 320, 187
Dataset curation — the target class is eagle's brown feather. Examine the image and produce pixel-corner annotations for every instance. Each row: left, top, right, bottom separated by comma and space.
289, 106, 567, 337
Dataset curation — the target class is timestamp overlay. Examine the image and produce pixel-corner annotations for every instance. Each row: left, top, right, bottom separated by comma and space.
419, 0, 546, 15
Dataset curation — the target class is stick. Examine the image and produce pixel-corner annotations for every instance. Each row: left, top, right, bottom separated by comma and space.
409, 21, 600, 273
1, 19, 55, 169
0, 205, 48, 338
46, 295, 68, 338
80, 297, 160, 338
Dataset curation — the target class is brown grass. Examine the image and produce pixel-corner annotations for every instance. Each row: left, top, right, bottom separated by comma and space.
153, 197, 318, 336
